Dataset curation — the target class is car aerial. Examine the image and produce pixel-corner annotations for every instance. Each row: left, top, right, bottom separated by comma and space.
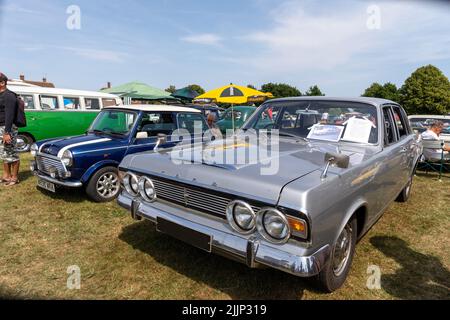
30, 105, 208, 202
408, 115, 450, 142
216, 106, 257, 133
117, 97, 422, 292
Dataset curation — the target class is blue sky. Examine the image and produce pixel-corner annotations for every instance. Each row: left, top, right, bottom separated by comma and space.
0, 0, 449, 96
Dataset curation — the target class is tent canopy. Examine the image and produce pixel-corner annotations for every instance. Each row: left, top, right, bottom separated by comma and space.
101, 81, 176, 100
171, 87, 199, 101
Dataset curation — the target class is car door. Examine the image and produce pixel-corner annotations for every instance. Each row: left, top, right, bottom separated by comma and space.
381, 105, 409, 195
127, 112, 178, 155
391, 105, 416, 180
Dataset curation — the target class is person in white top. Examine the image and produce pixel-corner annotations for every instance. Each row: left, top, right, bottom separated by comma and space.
421, 121, 450, 160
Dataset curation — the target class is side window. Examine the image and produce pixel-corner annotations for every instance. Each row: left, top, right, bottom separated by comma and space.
85, 98, 100, 110
40, 95, 59, 110
391, 106, 409, 138
177, 113, 207, 133
18, 94, 35, 110
63, 97, 81, 110
254, 105, 282, 129
383, 107, 397, 146
102, 98, 117, 107
139, 112, 175, 137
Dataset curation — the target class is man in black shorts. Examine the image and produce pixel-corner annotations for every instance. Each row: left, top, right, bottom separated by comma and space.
0, 72, 20, 186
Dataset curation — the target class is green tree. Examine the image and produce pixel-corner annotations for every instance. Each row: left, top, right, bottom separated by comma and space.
187, 84, 205, 95
247, 84, 257, 90
399, 65, 450, 115
261, 83, 301, 98
165, 85, 176, 94
362, 82, 400, 102
305, 85, 325, 96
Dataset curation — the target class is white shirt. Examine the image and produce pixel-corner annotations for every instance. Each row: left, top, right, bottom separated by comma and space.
421, 130, 440, 141
421, 129, 448, 160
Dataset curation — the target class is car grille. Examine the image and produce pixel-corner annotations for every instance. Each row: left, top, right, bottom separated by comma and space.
151, 177, 261, 219
36, 155, 66, 177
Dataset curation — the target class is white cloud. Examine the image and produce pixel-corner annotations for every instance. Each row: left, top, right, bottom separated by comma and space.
181, 33, 222, 46
239, 0, 450, 73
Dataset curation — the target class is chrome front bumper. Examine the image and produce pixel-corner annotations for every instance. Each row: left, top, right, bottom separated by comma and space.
33, 171, 83, 188
117, 193, 330, 278
31, 161, 82, 188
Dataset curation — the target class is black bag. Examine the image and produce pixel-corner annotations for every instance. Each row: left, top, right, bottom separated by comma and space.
13, 93, 27, 128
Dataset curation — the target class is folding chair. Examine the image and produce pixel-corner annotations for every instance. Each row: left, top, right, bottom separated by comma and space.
419, 140, 449, 180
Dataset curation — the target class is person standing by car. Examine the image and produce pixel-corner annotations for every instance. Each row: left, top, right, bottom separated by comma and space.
0, 72, 20, 186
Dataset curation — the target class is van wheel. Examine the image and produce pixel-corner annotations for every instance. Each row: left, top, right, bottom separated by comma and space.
86, 167, 120, 203
396, 176, 413, 203
16, 133, 34, 153
317, 217, 357, 292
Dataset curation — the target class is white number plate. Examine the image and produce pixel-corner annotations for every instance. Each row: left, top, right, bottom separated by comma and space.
37, 179, 56, 193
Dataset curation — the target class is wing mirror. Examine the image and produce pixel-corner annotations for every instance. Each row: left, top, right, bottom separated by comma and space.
321, 152, 350, 180
154, 133, 168, 152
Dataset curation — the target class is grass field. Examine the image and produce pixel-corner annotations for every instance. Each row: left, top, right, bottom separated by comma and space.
0, 154, 449, 300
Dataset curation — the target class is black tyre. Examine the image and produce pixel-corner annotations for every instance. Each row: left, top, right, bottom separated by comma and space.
86, 166, 120, 203
396, 175, 413, 203
317, 217, 357, 292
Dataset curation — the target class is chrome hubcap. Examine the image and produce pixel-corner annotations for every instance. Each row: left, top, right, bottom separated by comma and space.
16, 136, 30, 152
96, 172, 119, 198
332, 224, 353, 277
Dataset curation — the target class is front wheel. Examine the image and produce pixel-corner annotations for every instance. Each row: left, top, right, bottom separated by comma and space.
86, 166, 121, 203
317, 217, 357, 292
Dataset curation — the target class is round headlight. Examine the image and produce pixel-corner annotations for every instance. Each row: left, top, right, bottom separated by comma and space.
138, 176, 157, 202
257, 208, 290, 244
30, 143, 38, 156
61, 150, 73, 167
123, 172, 139, 197
226, 200, 256, 234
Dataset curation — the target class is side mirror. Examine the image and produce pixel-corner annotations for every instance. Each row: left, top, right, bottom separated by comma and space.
321, 152, 350, 180
154, 133, 168, 152
136, 132, 148, 139
324, 152, 350, 169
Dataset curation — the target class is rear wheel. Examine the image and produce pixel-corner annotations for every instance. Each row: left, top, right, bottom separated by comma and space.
396, 175, 413, 203
86, 167, 121, 202
317, 217, 357, 292
16, 133, 34, 153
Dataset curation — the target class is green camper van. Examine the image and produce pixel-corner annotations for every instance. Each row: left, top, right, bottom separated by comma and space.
7, 83, 122, 151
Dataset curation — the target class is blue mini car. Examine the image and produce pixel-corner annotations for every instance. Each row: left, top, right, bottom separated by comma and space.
30, 105, 208, 202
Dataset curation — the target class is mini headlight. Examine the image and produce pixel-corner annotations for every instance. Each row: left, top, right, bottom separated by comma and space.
257, 208, 290, 244
226, 200, 256, 234
61, 150, 73, 167
138, 176, 157, 202
30, 143, 38, 156
123, 172, 139, 197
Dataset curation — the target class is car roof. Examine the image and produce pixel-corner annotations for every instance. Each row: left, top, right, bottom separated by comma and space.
408, 115, 450, 119
266, 96, 398, 107
104, 104, 201, 113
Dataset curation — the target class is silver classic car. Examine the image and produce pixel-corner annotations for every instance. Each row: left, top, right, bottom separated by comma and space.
117, 97, 422, 292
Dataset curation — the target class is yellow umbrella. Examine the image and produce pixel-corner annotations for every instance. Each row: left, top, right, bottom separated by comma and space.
194, 83, 273, 104
194, 84, 274, 131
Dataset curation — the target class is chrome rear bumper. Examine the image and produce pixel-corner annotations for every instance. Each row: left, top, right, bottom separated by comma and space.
117, 193, 330, 278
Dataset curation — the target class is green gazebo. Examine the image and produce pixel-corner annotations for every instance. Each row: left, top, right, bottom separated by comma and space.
101, 81, 178, 104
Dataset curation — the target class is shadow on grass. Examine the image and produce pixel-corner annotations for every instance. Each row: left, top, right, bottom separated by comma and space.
370, 236, 450, 300
119, 220, 321, 300
36, 186, 87, 203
